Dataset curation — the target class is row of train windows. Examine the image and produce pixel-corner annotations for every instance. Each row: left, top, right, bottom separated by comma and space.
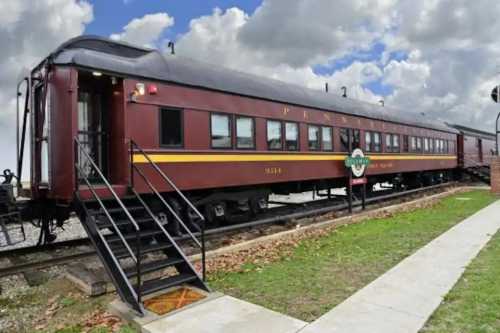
159, 108, 453, 154
211, 114, 334, 150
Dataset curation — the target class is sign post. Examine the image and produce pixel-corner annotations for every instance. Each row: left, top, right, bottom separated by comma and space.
344, 148, 371, 213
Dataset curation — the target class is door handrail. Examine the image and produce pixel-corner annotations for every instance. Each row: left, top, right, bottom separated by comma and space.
75, 137, 143, 304
75, 163, 138, 263
75, 137, 140, 231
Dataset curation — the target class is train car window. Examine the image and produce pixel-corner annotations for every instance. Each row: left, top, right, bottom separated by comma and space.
444, 140, 449, 154
353, 129, 361, 150
429, 138, 434, 153
403, 135, 409, 152
322, 126, 333, 151
393, 134, 400, 152
373, 132, 381, 152
160, 108, 183, 147
211, 113, 232, 148
267, 120, 283, 150
416, 137, 422, 153
285, 122, 299, 150
385, 134, 392, 152
340, 128, 349, 152
365, 131, 372, 152
410, 136, 416, 152
424, 138, 429, 153
308, 125, 320, 151
236, 117, 255, 149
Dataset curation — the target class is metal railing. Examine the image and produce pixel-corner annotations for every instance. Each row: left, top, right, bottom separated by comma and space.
74, 137, 143, 303
129, 139, 207, 280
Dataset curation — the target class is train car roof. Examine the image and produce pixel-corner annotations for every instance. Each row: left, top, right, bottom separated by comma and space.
447, 124, 495, 140
50, 35, 458, 134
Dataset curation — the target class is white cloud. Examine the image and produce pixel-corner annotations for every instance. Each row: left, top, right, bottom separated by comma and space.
175, 7, 383, 102
110, 13, 174, 47
174, 1, 500, 132
237, 0, 397, 68
381, 0, 500, 129
4, 0, 500, 177
0, 0, 93, 176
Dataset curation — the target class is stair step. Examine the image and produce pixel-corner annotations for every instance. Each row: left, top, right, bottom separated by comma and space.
97, 216, 154, 229
105, 229, 165, 243
137, 273, 198, 296
114, 242, 173, 260
106, 206, 145, 214
125, 257, 185, 278
88, 206, 145, 219
84, 195, 138, 205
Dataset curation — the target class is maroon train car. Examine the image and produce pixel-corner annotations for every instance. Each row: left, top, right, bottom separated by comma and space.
11, 35, 470, 314
451, 124, 496, 168
17, 36, 460, 225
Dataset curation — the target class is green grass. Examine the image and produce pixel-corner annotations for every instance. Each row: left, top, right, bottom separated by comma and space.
209, 190, 497, 322
0, 277, 139, 333
421, 227, 500, 332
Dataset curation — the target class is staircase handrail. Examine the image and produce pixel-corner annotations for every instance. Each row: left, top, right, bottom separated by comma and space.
130, 140, 205, 221
129, 139, 207, 280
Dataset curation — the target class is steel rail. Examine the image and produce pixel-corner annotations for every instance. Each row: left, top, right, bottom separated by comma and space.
0, 182, 458, 278
0, 250, 96, 278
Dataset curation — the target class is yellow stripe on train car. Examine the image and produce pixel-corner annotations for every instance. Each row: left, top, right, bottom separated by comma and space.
132, 153, 457, 163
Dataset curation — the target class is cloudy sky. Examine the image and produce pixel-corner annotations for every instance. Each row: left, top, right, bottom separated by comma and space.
1, 0, 499, 177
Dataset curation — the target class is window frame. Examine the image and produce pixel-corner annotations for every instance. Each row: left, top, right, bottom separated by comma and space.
321, 126, 333, 151
403, 135, 409, 153
392, 134, 400, 153
308, 124, 321, 151
159, 107, 184, 149
210, 112, 233, 149
352, 129, 361, 150
372, 132, 382, 152
385, 133, 393, 153
284, 121, 300, 151
339, 127, 350, 152
339, 127, 361, 152
266, 119, 284, 151
365, 131, 372, 152
424, 137, 430, 153
416, 137, 423, 153
235, 116, 256, 150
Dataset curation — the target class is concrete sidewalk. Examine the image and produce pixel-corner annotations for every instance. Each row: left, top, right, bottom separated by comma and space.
142, 294, 307, 333
301, 198, 500, 333
140, 198, 500, 333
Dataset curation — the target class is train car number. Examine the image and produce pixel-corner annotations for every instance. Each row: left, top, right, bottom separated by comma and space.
265, 167, 283, 175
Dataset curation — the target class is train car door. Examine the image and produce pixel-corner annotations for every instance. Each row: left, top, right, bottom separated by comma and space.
76, 72, 109, 182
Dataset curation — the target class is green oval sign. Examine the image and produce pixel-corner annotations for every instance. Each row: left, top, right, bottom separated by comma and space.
344, 149, 371, 177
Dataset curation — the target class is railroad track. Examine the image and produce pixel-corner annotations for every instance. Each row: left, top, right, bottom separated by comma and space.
0, 182, 459, 278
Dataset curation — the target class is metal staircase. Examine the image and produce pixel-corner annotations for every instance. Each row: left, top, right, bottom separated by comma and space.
73, 138, 208, 315
462, 158, 490, 184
